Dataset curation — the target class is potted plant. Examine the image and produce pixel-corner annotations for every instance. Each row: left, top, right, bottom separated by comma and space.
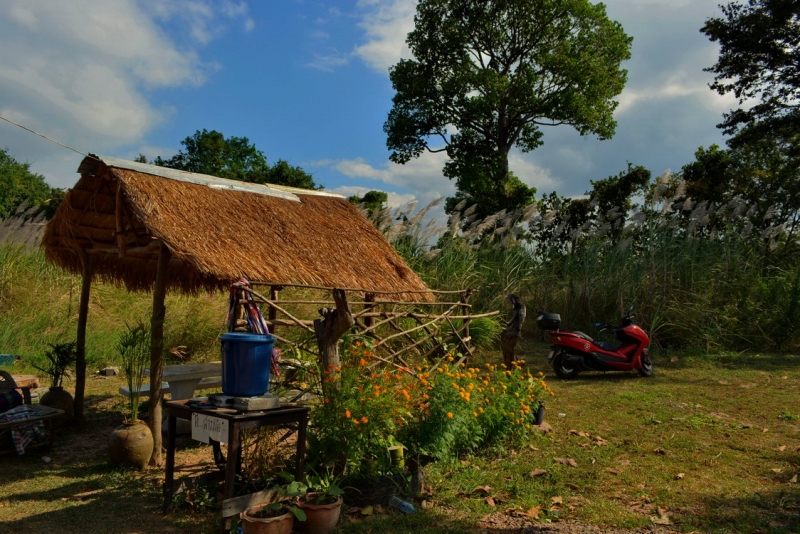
293, 472, 345, 534
108, 322, 153, 470
240, 481, 307, 534
35, 341, 77, 427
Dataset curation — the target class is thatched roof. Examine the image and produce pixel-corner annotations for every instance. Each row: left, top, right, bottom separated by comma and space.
43, 155, 432, 300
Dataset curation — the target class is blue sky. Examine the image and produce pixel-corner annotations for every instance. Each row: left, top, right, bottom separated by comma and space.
0, 0, 735, 209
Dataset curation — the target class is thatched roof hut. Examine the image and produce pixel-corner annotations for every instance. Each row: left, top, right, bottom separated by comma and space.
43, 155, 433, 460
43, 155, 431, 299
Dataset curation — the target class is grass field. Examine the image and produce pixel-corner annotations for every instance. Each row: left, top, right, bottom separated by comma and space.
1, 340, 797, 534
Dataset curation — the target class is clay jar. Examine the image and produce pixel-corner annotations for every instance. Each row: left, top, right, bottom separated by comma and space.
240, 505, 293, 534
108, 419, 153, 470
294, 493, 343, 534
39, 386, 74, 428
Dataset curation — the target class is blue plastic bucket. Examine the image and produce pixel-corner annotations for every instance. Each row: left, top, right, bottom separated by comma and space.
219, 332, 275, 397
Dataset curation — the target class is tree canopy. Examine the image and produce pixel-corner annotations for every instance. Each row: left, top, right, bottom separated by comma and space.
385, 0, 632, 219
702, 0, 800, 143
0, 148, 59, 219
348, 190, 388, 218
153, 129, 319, 190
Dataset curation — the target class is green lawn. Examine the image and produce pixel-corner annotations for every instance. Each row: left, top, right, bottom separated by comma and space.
1, 341, 798, 533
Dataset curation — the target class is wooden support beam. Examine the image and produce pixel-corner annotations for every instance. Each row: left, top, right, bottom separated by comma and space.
269, 286, 281, 335
148, 242, 171, 467
364, 293, 375, 328
500, 294, 526, 367
73, 249, 92, 425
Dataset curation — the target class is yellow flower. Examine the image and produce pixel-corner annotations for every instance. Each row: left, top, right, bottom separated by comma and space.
447, 412, 454, 419
473, 411, 478, 417
478, 407, 484, 413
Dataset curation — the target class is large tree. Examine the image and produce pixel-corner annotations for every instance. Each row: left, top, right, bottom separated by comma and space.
702, 0, 800, 144
0, 148, 57, 219
154, 129, 319, 189
385, 0, 632, 218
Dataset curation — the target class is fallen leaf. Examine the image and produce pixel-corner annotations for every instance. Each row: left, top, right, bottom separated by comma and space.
675, 473, 685, 480
771, 468, 783, 474
550, 496, 563, 505
568, 429, 578, 435
778, 445, 787, 452
670, 356, 679, 363
360, 506, 374, 516
651, 508, 673, 525
607, 468, 621, 475
421, 500, 433, 509
554, 457, 578, 467
782, 375, 788, 379
373, 504, 385, 514
763, 428, 769, 433
526, 506, 541, 519
529, 469, 547, 477
485, 497, 496, 507
789, 474, 797, 484
566, 483, 580, 491
528, 445, 539, 451
460, 460, 471, 466
471, 485, 492, 495
653, 447, 666, 455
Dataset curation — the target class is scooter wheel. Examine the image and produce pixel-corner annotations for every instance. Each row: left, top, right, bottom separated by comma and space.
552, 352, 580, 379
638, 351, 654, 377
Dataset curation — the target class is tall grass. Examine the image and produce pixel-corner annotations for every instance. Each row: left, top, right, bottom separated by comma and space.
0, 244, 225, 372
365, 184, 800, 352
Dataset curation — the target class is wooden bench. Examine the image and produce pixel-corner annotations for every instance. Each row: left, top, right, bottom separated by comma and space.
0, 370, 64, 455
119, 376, 223, 398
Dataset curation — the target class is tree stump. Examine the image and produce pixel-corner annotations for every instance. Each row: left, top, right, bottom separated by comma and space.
313, 289, 354, 377
500, 294, 526, 367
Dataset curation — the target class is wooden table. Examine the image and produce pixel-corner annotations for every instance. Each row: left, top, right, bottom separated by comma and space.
163, 400, 310, 533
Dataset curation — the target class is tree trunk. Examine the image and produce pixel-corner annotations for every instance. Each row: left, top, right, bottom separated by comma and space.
313, 289, 353, 378
148, 242, 171, 466
500, 294, 526, 367
73, 249, 92, 425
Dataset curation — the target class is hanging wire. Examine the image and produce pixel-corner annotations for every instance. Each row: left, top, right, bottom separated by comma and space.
0, 115, 92, 158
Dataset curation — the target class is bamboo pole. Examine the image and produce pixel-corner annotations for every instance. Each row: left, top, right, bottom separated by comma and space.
73, 248, 92, 425
148, 242, 171, 467
249, 281, 463, 295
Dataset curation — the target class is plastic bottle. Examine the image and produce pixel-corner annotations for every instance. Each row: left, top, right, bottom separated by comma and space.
389, 495, 417, 514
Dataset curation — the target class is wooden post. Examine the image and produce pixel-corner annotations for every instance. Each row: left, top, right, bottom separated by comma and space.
115, 184, 126, 258
459, 288, 473, 355
500, 294, 526, 367
313, 289, 353, 378
269, 286, 281, 335
149, 242, 171, 466
73, 248, 92, 425
363, 293, 375, 328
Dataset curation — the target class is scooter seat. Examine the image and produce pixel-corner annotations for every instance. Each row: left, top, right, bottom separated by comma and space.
571, 331, 594, 342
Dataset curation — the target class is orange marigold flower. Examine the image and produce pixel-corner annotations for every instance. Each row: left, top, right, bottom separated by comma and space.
361, 416, 369, 423
353, 419, 360, 425
447, 412, 454, 419
355, 341, 362, 347
324, 398, 330, 403
345, 410, 351, 418
359, 358, 368, 366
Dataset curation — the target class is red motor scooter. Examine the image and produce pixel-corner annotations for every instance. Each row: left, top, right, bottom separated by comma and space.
536, 311, 653, 379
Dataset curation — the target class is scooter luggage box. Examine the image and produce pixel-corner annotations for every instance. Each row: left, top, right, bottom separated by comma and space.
536, 312, 561, 330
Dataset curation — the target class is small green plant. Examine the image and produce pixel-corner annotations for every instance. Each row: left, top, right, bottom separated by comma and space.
249, 479, 308, 520
117, 322, 150, 421
778, 409, 798, 421
34, 341, 77, 389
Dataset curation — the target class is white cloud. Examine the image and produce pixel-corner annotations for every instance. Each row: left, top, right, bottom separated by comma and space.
354, 0, 416, 73
508, 153, 561, 192
314, 152, 454, 205
0, 0, 251, 187
306, 51, 350, 71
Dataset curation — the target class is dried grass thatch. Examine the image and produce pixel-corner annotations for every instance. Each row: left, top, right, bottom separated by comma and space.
43, 156, 432, 301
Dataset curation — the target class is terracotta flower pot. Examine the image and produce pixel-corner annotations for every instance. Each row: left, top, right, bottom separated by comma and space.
294, 493, 342, 534
39, 386, 74, 428
240, 505, 293, 534
109, 419, 153, 470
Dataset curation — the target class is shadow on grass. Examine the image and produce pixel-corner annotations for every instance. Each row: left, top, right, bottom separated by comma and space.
683, 487, 800, 534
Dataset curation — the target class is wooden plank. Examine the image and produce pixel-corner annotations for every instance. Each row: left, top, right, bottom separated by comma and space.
222, 489, 276, 518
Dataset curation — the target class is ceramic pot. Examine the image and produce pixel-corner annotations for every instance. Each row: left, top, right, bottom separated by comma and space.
294, 493, 342, 534
109, 419, 153, 470
39, 386, 74, 427
240, 505, 293, 534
